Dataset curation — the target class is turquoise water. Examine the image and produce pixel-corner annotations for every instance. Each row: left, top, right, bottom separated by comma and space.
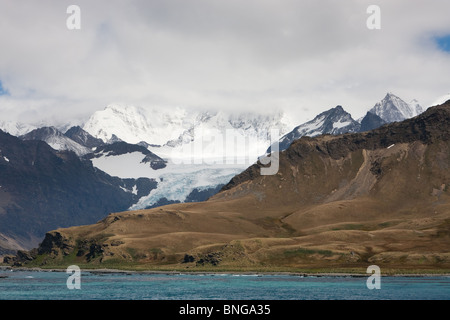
0, 270, 449, 300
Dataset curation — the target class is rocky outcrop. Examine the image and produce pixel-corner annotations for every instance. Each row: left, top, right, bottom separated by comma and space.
3, 248, 38, 266
37, 231, 75, 256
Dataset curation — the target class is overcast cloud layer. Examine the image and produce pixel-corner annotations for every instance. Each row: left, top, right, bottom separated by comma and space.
1, 0, 450, 126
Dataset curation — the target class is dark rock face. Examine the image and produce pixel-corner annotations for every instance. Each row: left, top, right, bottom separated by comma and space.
359, 112, 387, 132
4, 248, 38, 266
196, 252, 222, 266
122, 177, 158, 199
37, 231, 74, 256
185, 184, 224, 202
182, 254, 195, 263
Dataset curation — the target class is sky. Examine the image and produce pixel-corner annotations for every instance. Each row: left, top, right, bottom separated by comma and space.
1, 0, 450, 127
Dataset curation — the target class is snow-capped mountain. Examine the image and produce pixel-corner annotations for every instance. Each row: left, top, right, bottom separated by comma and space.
0, 120, 36, 136
83, 104, 292, 151
368, 92, 423, 123
278, 105, 360, 151
20, 127, 92, 156
83, 104, 197, 146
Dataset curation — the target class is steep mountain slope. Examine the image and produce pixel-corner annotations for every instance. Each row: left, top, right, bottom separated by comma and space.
0, 130, 154, 253
21, 127, 92, 156
18, 101, 450, 271
278, 105, 360, 151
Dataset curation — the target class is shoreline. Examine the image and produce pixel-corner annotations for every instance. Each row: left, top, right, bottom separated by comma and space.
2, 266, 449, 277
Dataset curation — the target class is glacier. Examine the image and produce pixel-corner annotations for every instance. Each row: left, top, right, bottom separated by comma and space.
83, 104, 290, 210
92, 151, 248, 210
129, 163, 243, 210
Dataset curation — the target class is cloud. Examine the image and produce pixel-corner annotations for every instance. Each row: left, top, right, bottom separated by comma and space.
0, 0, 450, 125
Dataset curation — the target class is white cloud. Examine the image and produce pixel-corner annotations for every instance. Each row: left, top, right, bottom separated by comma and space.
0, 0, 449, 126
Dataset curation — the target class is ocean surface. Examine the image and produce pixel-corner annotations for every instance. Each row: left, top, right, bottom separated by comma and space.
0, 269, 449, 300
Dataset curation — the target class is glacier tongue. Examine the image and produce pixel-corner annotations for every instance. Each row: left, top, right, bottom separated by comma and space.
129, 162, 243, 210
92, 151, 248, 210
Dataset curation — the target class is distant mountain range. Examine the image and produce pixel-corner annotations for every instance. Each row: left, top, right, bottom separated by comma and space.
277, 92, 425, 151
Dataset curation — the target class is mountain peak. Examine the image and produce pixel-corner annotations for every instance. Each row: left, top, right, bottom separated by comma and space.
330, 105, 348, 114
277, 105, 360, 151
369, 92, 423, 123
385, 91, 395, 97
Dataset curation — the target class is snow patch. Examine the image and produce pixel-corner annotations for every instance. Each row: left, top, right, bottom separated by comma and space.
333, 120, 351, 129
91, 152, 156, 179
